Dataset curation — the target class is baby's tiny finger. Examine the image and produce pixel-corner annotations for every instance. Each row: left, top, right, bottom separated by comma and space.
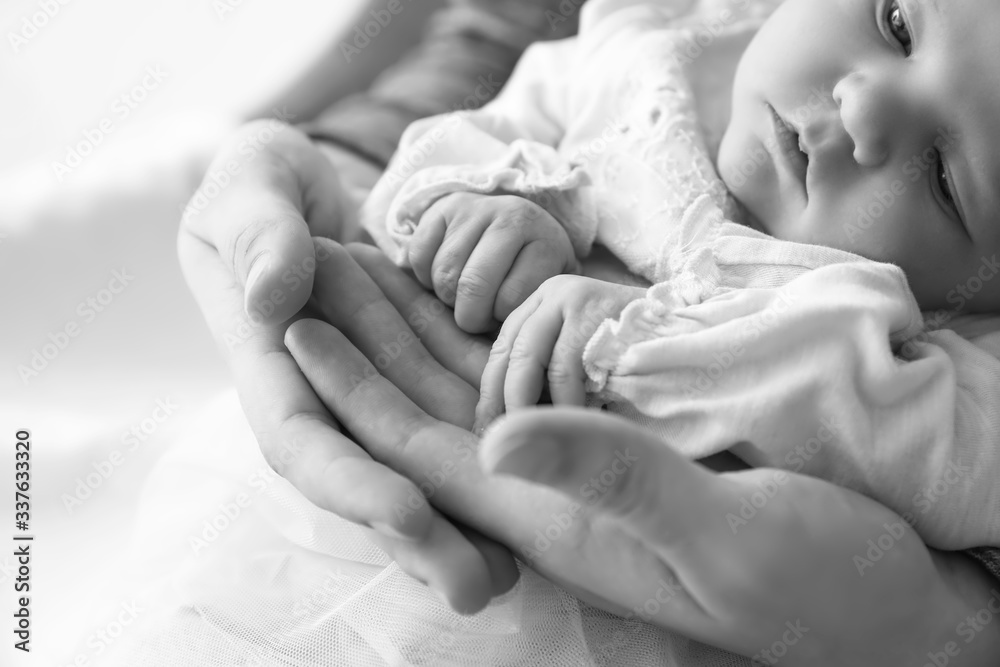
504, 306, 563, 411
547, 326, 588, 407
495, 240, 572, 322
474, 296, 541, 433
409, 204, 449, 290
431, 213, 492, 308
454, 230, 521, 334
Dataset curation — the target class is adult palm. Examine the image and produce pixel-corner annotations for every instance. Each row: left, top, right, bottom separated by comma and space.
284, 241, 991, 666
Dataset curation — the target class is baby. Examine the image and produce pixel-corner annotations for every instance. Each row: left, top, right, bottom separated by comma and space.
361, 0, 1000, 551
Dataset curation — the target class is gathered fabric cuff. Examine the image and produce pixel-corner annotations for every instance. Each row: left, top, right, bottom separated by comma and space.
361, 113, 599, 266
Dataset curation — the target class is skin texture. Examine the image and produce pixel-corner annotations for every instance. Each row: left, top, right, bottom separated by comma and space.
177, 122, 1000, 661
444, 0, 1000, 413
409, 192, 580, 334
283, 240, 999, 665
178, 123, 518, 613
474, 274, 645, 430
718, 0, 1000, 312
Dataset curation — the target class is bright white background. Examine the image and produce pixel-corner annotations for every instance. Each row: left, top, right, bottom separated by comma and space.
0, 0, 443, 663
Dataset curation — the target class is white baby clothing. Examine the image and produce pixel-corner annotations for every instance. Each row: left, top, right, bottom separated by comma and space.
362, 0, 1000, 551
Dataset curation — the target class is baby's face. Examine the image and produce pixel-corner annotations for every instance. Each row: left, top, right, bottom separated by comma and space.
718, 0, 1000, 312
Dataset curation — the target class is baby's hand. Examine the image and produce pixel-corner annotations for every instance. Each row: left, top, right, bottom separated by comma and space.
408, 192, 579, 333
474, 275, 645, 432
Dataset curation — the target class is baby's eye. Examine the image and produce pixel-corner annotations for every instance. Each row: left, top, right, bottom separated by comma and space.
936, 155, 956, 207
885, 1, 912, 55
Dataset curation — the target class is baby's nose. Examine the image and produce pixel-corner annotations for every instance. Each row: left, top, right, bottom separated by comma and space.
832, 73, 891, 167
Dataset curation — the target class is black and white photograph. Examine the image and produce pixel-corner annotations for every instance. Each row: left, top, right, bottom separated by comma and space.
3, 0, 1000, 664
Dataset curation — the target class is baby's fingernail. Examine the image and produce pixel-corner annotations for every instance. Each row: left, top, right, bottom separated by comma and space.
244, 254, 271, 315
371, 521, 416, 542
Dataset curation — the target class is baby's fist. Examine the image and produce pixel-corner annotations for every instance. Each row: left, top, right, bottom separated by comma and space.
407, 192, 579, 333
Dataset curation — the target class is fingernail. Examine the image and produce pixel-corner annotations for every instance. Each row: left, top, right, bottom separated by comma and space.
486, 437, 556, 480
244, 254, 271, 316
371, 521, 416, 542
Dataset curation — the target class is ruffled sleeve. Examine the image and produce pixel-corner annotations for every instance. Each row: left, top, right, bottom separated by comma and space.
584, 259, 1000, 550
360, 0, 711, 268
359, 36, 600, 266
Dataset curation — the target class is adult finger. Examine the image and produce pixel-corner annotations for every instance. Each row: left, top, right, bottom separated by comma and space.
479, 407, 737, 545
308, 240, 479, 429
178, 232, 432, 541
286, 318, 509, 611
181, 121, 351, 323
346, 243, 491, 389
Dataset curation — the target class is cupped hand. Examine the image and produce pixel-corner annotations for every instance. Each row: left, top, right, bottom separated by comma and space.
407, 192, 579, 334
287, 244, 999, 666
177, 122, 517, 613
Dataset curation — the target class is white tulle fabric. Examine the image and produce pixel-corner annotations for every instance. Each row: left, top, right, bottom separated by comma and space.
110, 390, 755, 666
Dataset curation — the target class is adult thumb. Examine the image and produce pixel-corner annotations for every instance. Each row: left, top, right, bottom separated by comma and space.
479, 407, 736, 545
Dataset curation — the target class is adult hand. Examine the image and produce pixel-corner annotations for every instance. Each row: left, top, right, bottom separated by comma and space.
177, 121, 518, 613
287, 241, 1000, 666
